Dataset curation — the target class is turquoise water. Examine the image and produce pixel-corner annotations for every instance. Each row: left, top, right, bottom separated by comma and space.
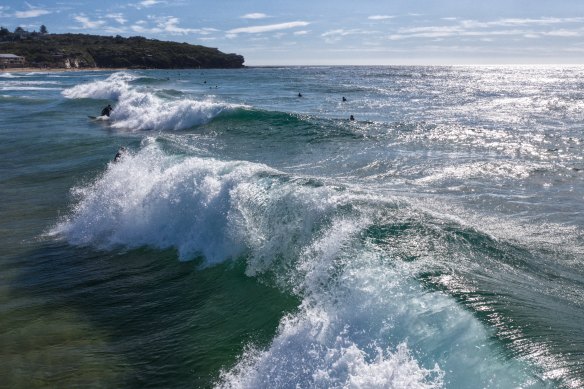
1, 67, 583, 388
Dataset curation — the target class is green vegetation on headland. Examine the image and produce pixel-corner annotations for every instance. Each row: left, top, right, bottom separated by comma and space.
0, 27, 244, 69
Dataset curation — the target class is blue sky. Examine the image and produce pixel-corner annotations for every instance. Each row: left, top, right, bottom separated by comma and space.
2, 1, 584, 65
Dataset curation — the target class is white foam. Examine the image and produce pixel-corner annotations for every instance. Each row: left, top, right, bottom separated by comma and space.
3, 80, 60, 85
62, 72, 136, 100
109, 90, 232, 131
61, 71, 236, 131
413, 160, 535, 185
0, 86, 62, 91
218, 216, 539, 388
52, 142, 261, 262
51, 143, 547, 387
217, 218, 446, 389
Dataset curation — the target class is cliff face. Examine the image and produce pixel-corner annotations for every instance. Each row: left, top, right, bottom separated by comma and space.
0, 33, 244, 69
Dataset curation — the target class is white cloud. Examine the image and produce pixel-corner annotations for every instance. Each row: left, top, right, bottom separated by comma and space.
544, 29, 582, 37
228, 21, 309, 34
398, 25, 463, 36
460, 17, 584, 29
73, 15, 106, 29
241, 13, 268, 19
130, 16, 211, 35
156, 16, 199, 34
388, 16, 584, 41
140, 0, 163, 7
0, 6, 10, 18
321, 29, 375, 44
106, 13, 127, 25
130, 0, 165, 9
104, 26, 127, 34
15, 8, 50, 18
198, 28, 219, 35
294, 30, 309, 36
131, 23, 155, 34
368, 15, 394, 21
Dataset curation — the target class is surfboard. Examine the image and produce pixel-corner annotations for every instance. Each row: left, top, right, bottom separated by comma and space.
88, 115, 98, 119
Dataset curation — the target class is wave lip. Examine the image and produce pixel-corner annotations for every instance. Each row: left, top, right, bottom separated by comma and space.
110, 91, 234, 131
62, 72, 137, 100
51, 143, 265, 263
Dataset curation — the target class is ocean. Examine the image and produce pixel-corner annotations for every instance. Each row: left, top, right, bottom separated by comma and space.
1, 66, 583, 388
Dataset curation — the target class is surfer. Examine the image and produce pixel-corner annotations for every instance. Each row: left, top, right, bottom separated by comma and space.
349, 115, 355, 121
113, 147, 126, 162
298, 92, 303, 97
101, 104, 113, 117
342, 96, 347, 102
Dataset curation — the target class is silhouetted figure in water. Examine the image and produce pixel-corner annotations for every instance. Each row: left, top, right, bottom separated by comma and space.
101, 104, 113, 117
349, 115, 355, 121
342, 96, 347, 102
113, 147, 126, 163
298, 92, 303, 97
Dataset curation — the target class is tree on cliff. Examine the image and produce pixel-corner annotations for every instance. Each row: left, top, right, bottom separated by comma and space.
40, 25, 48, 34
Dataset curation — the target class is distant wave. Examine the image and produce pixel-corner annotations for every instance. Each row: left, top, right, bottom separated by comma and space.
0, 86, 62, 91
62, 72, 239, 131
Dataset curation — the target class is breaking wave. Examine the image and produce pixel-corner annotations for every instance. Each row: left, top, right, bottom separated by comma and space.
50, 140, 547, 388
62, 72, 239, 131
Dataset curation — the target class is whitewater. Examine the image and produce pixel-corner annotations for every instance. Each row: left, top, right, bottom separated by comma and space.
1, 67, 583, 388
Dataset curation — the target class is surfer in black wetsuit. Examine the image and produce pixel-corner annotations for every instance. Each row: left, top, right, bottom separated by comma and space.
101, 104, 113, 117
349, 115, 355, 121
342, 96, 347, 102
113, 147, 126, 162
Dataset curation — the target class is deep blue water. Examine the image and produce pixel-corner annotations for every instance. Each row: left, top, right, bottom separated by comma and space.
1, 66, 583, 388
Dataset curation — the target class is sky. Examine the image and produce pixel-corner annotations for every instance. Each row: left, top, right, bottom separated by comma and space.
2, 1, 584, 66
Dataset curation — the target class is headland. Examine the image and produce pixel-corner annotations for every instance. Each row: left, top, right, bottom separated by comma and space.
0, 32, 244, 70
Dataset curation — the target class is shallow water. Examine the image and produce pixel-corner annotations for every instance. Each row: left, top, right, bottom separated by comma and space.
1, 66, 583, 388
